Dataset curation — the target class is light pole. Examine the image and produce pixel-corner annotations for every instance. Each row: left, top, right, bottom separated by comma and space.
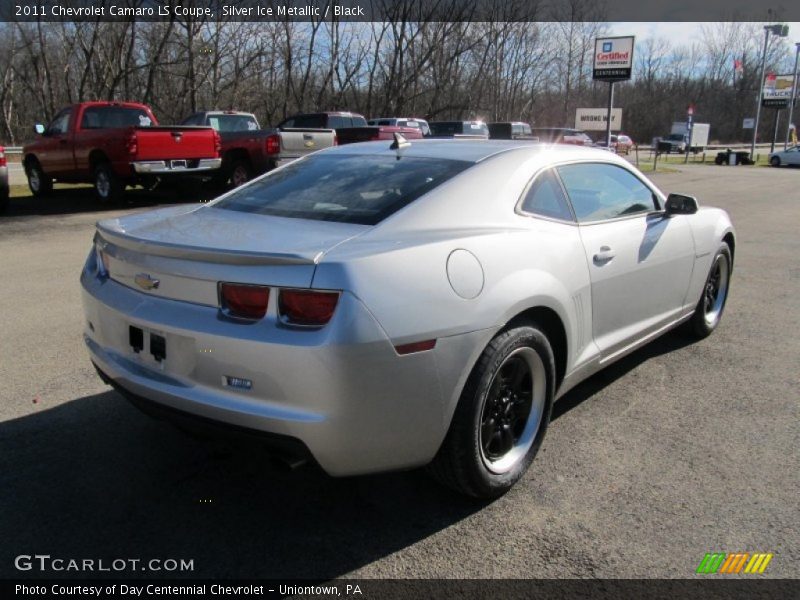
785, 42, 800, 150
752, 24, 789, 158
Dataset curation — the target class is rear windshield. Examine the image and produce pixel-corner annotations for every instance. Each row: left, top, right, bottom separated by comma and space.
207, 114, 259, 132
81, 106, 152, 129
213, 153, 472, 225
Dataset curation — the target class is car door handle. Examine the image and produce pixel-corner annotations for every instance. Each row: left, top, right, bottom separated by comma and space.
593, 246, 615, 264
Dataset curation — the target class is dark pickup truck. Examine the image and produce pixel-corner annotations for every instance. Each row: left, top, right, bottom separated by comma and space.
181, 110, 336, 187
23, 101, 222, 202
277, 111, 368, 132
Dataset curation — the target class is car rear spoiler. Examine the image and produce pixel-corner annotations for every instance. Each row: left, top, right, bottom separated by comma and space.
95, 224, 321, 266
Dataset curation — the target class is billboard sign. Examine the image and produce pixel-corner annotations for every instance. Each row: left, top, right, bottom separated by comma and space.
762, 74, 795, 108
575, 108, 623, 131
593, 36, 635, 81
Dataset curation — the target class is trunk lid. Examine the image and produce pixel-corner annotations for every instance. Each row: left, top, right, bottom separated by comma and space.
96, 205, 368, 305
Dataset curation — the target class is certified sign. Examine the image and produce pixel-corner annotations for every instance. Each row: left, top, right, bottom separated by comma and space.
762, 74, 795, 108
593, 36, 635, 82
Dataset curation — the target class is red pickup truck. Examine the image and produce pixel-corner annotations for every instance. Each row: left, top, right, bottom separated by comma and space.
0, 146, 8, 213
23, 102, 222, 202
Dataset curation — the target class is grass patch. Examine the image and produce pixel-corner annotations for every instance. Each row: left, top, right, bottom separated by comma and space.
636, 164, 680, 174
10, 183, 92, 198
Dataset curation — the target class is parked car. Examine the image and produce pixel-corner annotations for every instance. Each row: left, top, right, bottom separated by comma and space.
277, 111, 367, 133
0, 146, 8, 213
594, 134, 634, 154
181, 110, 336, 187
336, 125, 424, 145
23, 102, 221, 202
429, 121, 490, 138
488, 122, 533, 140
368, 117, 431, 137
82, 140, 735, 498
530, 128, 593, 146
768, 145, 800, 167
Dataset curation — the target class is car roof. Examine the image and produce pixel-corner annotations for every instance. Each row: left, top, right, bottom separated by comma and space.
323, 138, 626, 164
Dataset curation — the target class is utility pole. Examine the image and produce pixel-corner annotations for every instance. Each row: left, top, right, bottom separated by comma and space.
753, 24, 789, 158
785, 42, 800, 150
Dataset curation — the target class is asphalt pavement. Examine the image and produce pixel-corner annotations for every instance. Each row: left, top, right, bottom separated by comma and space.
0, 164, 798, 579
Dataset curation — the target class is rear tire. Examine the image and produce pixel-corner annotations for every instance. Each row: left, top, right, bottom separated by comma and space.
687, 242, 732, 339
230, 160, 252, 188
0, 188, 8, 213
770, 156, 781, 167
26, 160, 53, 197
428, 324, 555, 498
93, 162, 124, 204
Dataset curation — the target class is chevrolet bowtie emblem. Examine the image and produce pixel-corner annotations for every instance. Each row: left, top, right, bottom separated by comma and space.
134, 273, 160, 290
304, 140, 315, 148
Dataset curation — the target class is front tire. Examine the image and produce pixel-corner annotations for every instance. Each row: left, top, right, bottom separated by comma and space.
770, 156, 781, 167
428, 324, 555, 498
26, 160, 53, 197
93, 162, 124, 203
688, 242, 732, 339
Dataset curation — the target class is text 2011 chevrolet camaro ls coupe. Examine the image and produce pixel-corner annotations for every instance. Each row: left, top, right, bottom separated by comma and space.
81, 139, 735, 498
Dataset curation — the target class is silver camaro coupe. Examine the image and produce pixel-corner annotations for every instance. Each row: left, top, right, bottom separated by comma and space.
81, 139, 735, 498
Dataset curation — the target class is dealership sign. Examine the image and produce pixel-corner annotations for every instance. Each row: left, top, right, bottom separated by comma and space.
762, 73, 795, 108
593, 36, 635, 81
576, 108, 623, 131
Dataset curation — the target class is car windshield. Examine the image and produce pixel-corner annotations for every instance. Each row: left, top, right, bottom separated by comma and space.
207, 114, 259, 132
81, 106, 152, 129
213, 153, 472, 225
667, 134, 685, 141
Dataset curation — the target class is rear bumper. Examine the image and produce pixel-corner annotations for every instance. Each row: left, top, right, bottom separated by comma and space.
81, 265, 482, 476
132, 158, 222, 174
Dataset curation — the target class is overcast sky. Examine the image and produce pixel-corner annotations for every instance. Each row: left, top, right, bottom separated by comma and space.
608, 22, 800, 48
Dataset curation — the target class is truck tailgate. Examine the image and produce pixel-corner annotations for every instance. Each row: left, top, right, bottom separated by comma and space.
134, 126, 218, 160
279, 128, 336, 156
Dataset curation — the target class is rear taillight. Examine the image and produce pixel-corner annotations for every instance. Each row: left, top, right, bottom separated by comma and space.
333, 133, 338, 146
213, 130, 222, 155
278, 289, 339, 326
265, 134, 280, 155
0, 148, 6, 167
125, 131, 138, 156
220, 283, 270, 320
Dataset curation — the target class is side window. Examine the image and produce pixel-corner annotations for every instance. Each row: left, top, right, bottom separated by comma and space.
520, 169, 574, 221
182, 114, 204, 126
48, 110, 71, 135
557, 163, 658, 222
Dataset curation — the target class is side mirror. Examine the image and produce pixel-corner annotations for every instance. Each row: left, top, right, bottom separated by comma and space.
34, 123, 46, 135
665, 193, 699, 216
